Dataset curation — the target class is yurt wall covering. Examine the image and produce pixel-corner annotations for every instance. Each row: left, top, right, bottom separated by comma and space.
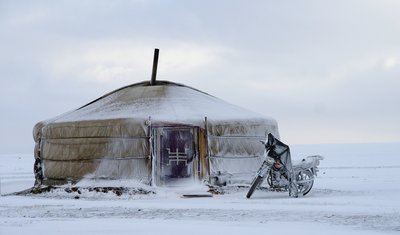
34, 118, 151, 185
207, 118, 278, 185
33, 81, 279, 186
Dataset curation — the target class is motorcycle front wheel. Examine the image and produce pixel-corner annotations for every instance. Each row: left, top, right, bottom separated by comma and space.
296, 170, 314, 196
246, 175, 264, 199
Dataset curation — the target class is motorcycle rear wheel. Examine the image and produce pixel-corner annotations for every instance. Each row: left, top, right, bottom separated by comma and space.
246, 175, 264, 198
296, 170, 314, 196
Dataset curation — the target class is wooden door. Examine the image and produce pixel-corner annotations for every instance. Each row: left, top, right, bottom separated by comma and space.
153, 127, 198, 186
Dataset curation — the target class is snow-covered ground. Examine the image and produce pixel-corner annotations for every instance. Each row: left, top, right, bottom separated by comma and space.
1, 143, 400, 235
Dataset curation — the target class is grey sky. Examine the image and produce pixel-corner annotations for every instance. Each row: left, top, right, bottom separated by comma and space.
1, 0, 399, 154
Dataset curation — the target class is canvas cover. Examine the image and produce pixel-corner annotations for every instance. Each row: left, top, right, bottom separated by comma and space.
264, 133, 298, 197
33, 81, 279, 185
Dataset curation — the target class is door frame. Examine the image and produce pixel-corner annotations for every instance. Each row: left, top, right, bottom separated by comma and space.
151, 125, 200, 186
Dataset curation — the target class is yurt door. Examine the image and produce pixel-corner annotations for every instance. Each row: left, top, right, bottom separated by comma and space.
153, 127, 199, 186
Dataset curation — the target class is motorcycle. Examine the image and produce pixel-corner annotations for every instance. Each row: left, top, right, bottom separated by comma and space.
246, 133, 323, 198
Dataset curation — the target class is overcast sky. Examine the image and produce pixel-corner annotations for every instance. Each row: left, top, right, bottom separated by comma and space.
1, 0, 400, 154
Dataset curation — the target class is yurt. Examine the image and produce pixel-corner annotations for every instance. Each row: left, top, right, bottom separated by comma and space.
33, 48, 279, 188
33, 80, 279, 187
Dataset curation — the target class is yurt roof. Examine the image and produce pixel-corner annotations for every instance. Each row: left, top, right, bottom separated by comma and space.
47, 80, 274, 124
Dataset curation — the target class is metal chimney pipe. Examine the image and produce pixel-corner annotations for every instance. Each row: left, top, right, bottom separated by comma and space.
150, 48, 159, 85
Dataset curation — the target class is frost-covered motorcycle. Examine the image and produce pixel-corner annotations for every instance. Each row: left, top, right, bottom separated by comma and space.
246, 133, 323, 198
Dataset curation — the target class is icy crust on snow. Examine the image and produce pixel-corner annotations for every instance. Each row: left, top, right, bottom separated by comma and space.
41, 179, 211, 200
43, 179, 158, 200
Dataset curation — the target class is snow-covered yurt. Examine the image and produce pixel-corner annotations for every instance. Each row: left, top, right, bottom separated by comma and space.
33, 80, 279, 187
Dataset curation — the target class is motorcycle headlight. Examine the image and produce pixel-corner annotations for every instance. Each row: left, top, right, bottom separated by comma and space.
266, 156, 275, 166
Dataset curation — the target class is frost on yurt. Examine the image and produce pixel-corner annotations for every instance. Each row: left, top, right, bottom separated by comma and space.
33, 81, 279, 187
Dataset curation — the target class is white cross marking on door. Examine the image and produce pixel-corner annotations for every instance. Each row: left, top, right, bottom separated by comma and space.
166, 148, 189, 166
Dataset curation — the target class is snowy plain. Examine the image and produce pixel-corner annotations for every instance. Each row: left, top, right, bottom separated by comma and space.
1, 143, 400, 235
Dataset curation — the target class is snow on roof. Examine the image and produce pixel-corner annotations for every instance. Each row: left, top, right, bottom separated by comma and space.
51, 81, 275, 124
